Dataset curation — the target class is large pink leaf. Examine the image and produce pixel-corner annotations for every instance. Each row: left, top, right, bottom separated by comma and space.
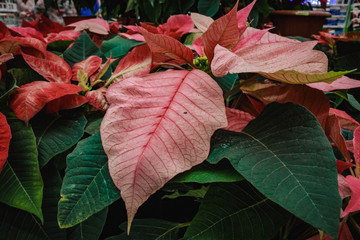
21, 50, 72, 83
85, 88, 108, 111
157, 15, 194, 39
307, 76, 360, 91
236, 0, 256, 34
212, 41, 328, 77
202, 1, 239, 62
69, 19, 110, 35
9, 81, 83, 123
72, 56, 102, 81
190, 13, 214, 32
100, 69, 227, 231
232, 28, 272, 53
329, 108, 360, 131
46, 94, 88, 113
0, 36, 47, 55
224, 107, 255, 132
141, 30, 194, 66
238, 27, 299, 46
0, 112, 11, 174
111, 45, 151, 81
344, 176, 360, 216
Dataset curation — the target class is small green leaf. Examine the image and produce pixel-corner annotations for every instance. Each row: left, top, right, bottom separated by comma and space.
63, 31, 104, 67
170, 160, 243, 184
67, 207, 108, 240
348, 94, 360, 111
100, 36, 144, 58
162, 186, 209, 200
0, 119, 43, 223
184, 181, 290, 239
58, 132, 120, 228
34, 114, 87, 168
197, 0, 220, 17
260, 69, 355, 84
207, 102, 341, 238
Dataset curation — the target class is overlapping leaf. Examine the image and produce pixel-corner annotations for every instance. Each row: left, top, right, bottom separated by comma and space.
156, 14, 195, 39
58, 132, 120, 228
307, 75, 360, 91
190, 13, 214, 32
9, 81, 83, 123
0, 36, 47, 55
184, 181, 290, 239
46, 94, 88, 113
224, 107, 255, 132
100, 36, 144, 58
0, 119, 43, 222
100, 69, 227, 232
72, 55, 102, 81
207, 103, 341, 238
0, 112, 11, 173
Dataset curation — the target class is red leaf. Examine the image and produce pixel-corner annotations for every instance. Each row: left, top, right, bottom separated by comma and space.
141, 30, 194, 66
111, 45, 152, 81
192, 36, 205, 57
100, 69, 227, 231
354, 127, 360, 164
22, 13, 65, 36
9, 81, 83, 123
236, 0, 256, 34
329, 108, 360, 131
307, 76, 360, 91
337, 160, 355, 174
85, 88, 108, 111
140, 23, 159, 34
0, 21, 11, 39
21, 50, 72, 83
69, 19, 110, 35
0, 112, 11, 174
344, 176, 360, 216
224, 107, 255, 132
0, 36, 47, 55
72, 56, 102, 81
242, 83, 329, 129
9, 27, 45, 42
191, 12, 214, 32
202, 1, 239, 62
307, 221, 353, 240
46, 94, 88, 113
157, 15, 194, 39
326, 114, 352, 162
46, 30, 81, 43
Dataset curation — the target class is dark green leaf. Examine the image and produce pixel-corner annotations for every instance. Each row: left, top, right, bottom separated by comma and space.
58, 132, 120, 228
34, 114, 87, 168
197, 0, 220, 17
41, 163, 66, 239
162, 186, 209, 199
8, 68, 45, 87
184, 181, 290, 239
0, 73, 16, 104
67, 207, 108, 240
213, 73, 239, 95
0, 119, 43, 223
63, 31, 104, 67
170, 160, 243, 184
0, 203, 49, 240
116, 219, 186, 240
85, 117, 103, 135
207, 102, 341, 238
47, 40, 73, 53
100, 36, 144, 58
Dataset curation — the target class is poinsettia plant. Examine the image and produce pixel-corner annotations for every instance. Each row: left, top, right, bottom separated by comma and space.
1, 0, 360, 239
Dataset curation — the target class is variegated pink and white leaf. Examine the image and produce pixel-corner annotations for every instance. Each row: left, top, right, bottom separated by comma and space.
21, 50, 72, 83
224, 107, 255, 132
100, 69, 227, 232
85, 88, 109, 111
69, 19, 110, 35
9, 81, 84, 124
190, 13, 214, 33
0, 36, 47, 55
46, 30, 81, 43
72, 55, 102, 81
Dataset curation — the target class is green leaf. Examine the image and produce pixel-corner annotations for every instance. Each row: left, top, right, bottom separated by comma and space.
67, 207, 108, 240
170, 160, 243, 184
100, 36, 144, 58
63, 31, 104, 67
8, 68, 44, 86
0, 119, 43, 223
41, 163, 66, 239
213, 73, 239, 96
207, 102, 341, 238
184, 181, 290, 239
162, 186, 209, 200
348, 94, 360, 111
85, 117, 103, 135
113, 219, 186, 240
260, 69, 355, 84
0, 72, 16, 104
34, 114, 87, 168
0, 203, 49, 239
197, 0, 220, 17
47, 40, 73, 53
58, 132, 120, 228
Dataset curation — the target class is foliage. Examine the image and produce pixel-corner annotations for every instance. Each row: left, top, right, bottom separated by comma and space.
1, 0, 360, 239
